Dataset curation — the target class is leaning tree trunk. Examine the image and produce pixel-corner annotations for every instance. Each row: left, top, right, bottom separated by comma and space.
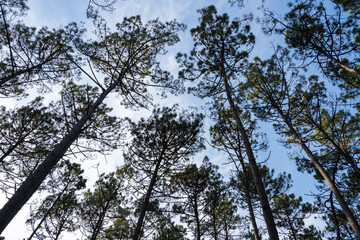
238, 152, 261, 240
292, 128, 360, 239
219, 46, 279, 239
220, 127, 261, 240
305, 111, 360, 179
273, 101, 360, 240
0, 76, 123, 234
132, 151, 164, 240
194, 198, 201, 240
28, 183, 70, 240
222, 80, 279, 239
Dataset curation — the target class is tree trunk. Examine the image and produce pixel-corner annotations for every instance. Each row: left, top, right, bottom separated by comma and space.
0, 78, 122, 234
286, 214, 297, 240
132, 151, 164, 240
54, 216, 67, 240
246, 61, 360, 239
294, 129, 360, 239
221, 129, 261, 240
90, 196, 114, 240
28, 183, 70, 240
275, 104, 360, 239
211, 204, 218, 240
305, 112, 360, 178
224, 211, 229, 240
241, 163, 261, 240
194, 197, 201, 240
219, 42, 279, 239
235, 149, 261, 240
223, 79, 279, 240
330, 192, 341, 240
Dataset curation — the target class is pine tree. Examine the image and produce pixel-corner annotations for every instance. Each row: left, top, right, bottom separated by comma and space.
0, 15, 184, 233
124, 106, 204, 240
177, 5, 279, 239
243, 47, 360, 238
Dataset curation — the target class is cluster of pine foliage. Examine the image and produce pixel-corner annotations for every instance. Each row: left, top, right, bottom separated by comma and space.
0, 0, 359, 239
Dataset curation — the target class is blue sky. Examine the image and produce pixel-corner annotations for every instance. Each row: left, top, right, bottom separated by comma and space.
1, 0, 322, 238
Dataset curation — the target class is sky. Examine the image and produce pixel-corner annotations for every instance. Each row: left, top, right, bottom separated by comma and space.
1, 0, 322, 238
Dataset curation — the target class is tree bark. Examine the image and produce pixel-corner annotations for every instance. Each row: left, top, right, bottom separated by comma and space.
330, 191, 341, 240
246, 67, 360, 238
0, 77, 122, 234
211, 204, 218, 240
286, 214, 297, 240
293, 127, 360, 239
90, 197, 113, 240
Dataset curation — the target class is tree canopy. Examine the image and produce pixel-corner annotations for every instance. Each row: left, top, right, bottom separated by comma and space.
0, 0, 359, 239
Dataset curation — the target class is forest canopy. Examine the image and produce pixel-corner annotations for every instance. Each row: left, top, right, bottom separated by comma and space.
0, 0, 359, 239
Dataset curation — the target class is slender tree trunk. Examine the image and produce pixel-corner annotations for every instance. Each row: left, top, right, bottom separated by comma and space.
246, 62, 360, 239
224, 214, 229, 240
306, 113, 360, 178
219, 44, 279, 239
330, 191, 341, 240
28, 183, 70, 240
90, 196, 115, 240
275, 105, 360, 239
194, 197, 201, 240
0, 4, 15, 73
223, 79, 279, 240
222, 129, 261, 240
54, 217, 67, 240
233, 149, 262, 240
0, 77, 122, 234
295, 130, 360, 239
211, 204, 218, 240
241, 165, 261, 240
286, 214, 297, 240
132, 152, 164, 240
330, 160, 341, 240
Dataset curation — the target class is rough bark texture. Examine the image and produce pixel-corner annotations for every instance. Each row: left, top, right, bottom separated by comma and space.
223, 80, 279, 239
